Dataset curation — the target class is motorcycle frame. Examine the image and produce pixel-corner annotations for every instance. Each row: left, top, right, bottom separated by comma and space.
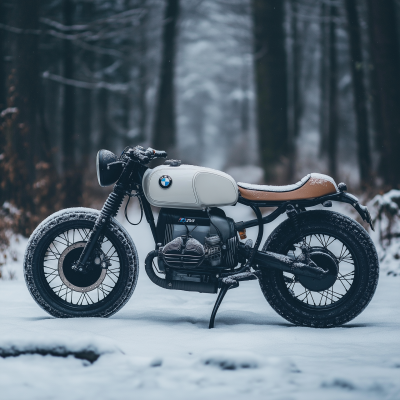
76, 151, 374, 278
70, 149, 375, 328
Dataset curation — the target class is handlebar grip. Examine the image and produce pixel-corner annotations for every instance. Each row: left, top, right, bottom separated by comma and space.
131, 146, 167, 163
154, 150, 167, 158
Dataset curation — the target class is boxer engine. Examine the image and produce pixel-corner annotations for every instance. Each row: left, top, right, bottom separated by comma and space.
156, 208, 239, 283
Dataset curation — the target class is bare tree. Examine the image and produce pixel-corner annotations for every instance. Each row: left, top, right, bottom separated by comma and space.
137, 4, 149, 145
368, 0, 400, 188
0, 0, 6, 112
327, 1, 338, 180
0, 0, 58, 234
290, 0, 303, 140
344, 0, 371, 188
152, 0, 180, 154
62, 0, 81, 208
252, 0, 289, 182
319, 1, 329, 158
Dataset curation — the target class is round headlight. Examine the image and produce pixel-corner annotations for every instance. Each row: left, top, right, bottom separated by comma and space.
96, 149, 122, 187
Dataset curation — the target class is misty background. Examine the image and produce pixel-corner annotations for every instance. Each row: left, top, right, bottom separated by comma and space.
1, 0, 400, 240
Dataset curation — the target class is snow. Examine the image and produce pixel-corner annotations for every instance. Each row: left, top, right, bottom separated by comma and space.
238, 174, 311, 192
368, 191, 400, 276
1, 202, 400, 399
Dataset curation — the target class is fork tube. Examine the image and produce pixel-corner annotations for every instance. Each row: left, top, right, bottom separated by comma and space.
74, 188, 125, 271
74, 160, 134, 271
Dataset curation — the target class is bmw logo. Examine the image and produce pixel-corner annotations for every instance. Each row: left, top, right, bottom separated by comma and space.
159, 175, 172, 189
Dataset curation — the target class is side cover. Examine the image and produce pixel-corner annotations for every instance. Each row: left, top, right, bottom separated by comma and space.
142, 164, 238, 209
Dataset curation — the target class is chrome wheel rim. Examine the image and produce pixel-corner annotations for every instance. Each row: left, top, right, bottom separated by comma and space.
58, 242, 107, 293
43, 228, 121, 305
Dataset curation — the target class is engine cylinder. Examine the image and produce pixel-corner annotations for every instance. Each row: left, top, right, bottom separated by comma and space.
156, 207, 238, 271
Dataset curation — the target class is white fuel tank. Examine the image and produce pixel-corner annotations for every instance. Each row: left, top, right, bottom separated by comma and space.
142, 164, 238, 209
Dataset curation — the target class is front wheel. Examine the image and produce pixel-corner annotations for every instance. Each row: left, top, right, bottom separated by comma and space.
259, 210, 379, 327
24, 208, 139, 318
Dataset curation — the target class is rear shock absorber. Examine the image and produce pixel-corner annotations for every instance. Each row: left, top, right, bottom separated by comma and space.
286, 204, 309, 262
286, 204, 300, 236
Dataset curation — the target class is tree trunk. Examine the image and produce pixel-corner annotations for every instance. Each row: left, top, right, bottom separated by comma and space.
0, 0, 6, 111
344, 0, 371, 189
327, 2, 338, 180
137, 6, 148, 145
77, 0, 94, 203
0, 0, 58, 235
152, 0, 179, 154
291, 0, 302, 140
252, 0, 288, 182
98, 86, 111, 151
368, 0, 400, 188
61, 0, 80, 207
288, 0, 301, 180
319, 1, 329, 157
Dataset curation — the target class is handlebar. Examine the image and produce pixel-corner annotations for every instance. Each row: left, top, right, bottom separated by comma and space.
153, 149, 168, 158
127, 146, 168, 164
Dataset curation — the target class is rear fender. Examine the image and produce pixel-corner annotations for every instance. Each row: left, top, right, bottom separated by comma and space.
332, 192, 374, 231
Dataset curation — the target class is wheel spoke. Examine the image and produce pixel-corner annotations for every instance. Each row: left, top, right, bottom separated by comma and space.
309, 291, 317, 306
325, 236, 337, 248
286, 232, 355, 308
47, 247, 61, 259
338, 277, 350, 292
106, 271, 118, 284
338, 272, 354, 285
315, 234, 325, 247
43, 226, 121, 306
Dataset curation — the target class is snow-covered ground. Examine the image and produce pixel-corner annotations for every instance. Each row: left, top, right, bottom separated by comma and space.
1, 202, 400, 399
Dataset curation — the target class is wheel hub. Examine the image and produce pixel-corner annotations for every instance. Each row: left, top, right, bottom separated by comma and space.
297, 248, 339, 292
58, 242, 106, 292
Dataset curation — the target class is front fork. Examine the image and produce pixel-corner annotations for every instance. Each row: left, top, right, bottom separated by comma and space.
73, 158, 137, 272
73, 188, 126, 272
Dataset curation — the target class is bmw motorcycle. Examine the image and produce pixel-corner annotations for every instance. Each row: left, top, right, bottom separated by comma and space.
24, 146, 379, 328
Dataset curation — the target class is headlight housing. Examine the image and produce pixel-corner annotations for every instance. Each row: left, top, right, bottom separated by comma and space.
96, 149, 123, 187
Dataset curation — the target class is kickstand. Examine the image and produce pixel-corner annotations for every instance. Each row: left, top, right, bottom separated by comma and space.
208, 282, 238, 329
208, 270, 261, 329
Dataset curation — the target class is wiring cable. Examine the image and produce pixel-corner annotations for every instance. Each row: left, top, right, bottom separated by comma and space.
124, 192, 143, 225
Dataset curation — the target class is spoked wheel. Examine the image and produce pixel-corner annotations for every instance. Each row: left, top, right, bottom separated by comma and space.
44, 230, 120, 306
24, 208, 139, 318
259, 210, 379, 327
284, 235, 355, 308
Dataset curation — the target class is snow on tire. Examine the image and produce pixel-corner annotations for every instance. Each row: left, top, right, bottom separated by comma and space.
259, 210, 379, 328
24, 207, 139, 318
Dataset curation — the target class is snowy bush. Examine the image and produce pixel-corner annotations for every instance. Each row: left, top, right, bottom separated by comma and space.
368, 190, 400, 276
0, 202, 21, 279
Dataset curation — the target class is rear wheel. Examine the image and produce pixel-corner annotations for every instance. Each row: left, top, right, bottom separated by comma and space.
24, 208, 139, 318
259, 210, 379, 327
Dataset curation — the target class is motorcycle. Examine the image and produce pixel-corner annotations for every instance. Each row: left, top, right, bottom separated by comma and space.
24, 146, 379, 328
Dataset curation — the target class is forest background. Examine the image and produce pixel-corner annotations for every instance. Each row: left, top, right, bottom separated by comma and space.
1, 0, 400, 243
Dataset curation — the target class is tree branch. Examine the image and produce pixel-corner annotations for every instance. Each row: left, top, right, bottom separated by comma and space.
42, 72, 129, 93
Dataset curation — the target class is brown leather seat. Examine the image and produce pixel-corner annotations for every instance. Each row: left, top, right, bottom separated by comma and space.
237, 173, 338, 202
